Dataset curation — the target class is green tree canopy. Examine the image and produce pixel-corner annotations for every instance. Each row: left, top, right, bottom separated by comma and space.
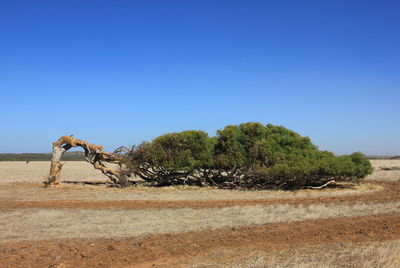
126, 122, 373, 189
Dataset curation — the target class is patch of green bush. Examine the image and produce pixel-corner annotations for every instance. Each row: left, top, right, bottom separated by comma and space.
125, 122, 373, 189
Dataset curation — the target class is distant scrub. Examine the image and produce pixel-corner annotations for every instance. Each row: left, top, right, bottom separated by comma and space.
0, 152, 85, 161
123, 122, 373, 189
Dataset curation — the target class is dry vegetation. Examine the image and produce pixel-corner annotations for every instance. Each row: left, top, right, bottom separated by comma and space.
0, 159, 399, 267
0, 161, 383, 201
0, 180, 382, 202
0, 161, 115, 184
225, 240, 400, 268
366, 159, 400, 181
1, 201, 400, 242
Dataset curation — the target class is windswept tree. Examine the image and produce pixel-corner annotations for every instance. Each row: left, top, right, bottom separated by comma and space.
45, 123, 373, 189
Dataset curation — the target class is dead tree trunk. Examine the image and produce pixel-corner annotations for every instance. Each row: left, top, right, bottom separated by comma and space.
44, 136, 127, 187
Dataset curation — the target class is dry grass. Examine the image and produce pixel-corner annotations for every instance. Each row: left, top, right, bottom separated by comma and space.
0, 161, 383, 202
0, 182, 381, 202
0, 161, 111, 184
366, 159, 400, 182
225, 240, 400, 268
1, 201, 399, 242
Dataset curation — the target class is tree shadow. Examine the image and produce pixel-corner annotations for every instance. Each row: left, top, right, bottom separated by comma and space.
61, 180, 113, 186
61, 180, 138, 188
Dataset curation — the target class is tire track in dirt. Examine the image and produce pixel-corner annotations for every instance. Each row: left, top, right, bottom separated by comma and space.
1, 213, 399, 268
1, 181, 399, 211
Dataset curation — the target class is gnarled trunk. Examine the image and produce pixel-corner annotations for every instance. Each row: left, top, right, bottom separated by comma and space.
44, 136, 127, 187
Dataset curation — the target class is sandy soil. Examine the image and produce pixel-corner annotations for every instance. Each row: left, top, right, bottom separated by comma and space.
1, 214, 399, 268
0, 159, 399, 267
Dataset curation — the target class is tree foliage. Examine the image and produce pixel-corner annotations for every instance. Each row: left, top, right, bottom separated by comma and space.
124, 122, 373, 189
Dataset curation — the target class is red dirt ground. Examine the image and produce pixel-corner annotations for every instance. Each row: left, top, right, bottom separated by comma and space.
1, 214, 399, 268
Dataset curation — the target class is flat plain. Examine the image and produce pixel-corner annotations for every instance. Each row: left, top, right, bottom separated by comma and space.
0, 160, 399, 267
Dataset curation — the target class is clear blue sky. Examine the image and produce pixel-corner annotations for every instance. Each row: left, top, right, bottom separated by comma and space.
0, 0, 399, 155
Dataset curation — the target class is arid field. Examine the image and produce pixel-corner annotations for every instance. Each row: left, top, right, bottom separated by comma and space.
0, 160, 399, 267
